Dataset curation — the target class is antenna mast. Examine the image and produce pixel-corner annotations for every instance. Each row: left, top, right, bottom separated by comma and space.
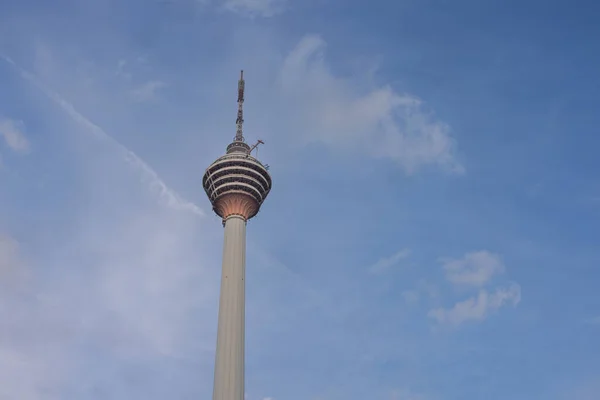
235, 70, 245, 142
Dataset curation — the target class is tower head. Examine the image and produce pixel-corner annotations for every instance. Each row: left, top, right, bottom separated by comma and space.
202, 71, 272, 223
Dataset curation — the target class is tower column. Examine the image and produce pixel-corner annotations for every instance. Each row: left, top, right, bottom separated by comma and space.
213, 214, 247, 400
203, 71, 272, 400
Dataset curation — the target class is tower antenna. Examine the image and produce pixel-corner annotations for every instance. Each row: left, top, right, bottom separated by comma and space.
235, 70, 245, 142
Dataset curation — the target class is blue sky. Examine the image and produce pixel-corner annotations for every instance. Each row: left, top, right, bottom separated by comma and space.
1, 0, 599, 399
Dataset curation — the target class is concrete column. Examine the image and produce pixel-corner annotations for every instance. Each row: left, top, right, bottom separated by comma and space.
212, 215, 247, 400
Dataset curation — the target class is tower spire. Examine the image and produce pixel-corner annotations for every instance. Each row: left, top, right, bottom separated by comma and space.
235, 70, 245, 142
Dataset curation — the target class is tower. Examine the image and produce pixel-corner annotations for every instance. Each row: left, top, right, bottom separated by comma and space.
202, 71, 272, 400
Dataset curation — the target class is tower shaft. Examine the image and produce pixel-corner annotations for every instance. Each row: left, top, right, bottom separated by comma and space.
212, 215, 247, 400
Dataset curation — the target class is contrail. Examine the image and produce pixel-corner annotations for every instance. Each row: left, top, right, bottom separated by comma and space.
1, 54, 204, 217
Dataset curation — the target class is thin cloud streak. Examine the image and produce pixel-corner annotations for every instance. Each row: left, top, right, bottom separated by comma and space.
0, 54, 204, 217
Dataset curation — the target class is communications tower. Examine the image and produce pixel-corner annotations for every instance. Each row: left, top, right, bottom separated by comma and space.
202, 71, 272, 400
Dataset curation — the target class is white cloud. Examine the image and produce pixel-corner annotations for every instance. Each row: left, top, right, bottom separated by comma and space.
0, 322, 69, 400
441, 250, 505, 287
84, 213, 214, 356
428, 283, 521, 326
222, 0, 286, 17
278, 35, 464, 174
130, 80, 168, 102
0, 207, 218, 398
430, 250, 520, 326
368, 249, 410, 275
0, 117, 30, 153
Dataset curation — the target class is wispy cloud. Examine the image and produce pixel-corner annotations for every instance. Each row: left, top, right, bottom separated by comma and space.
401, 281, 439, 305
0, 55, 203, 216
0, 117, 30, 154
0, 233, 69, 400
279, 35, 464, 174
0, 210, 217, 399
440, 250, 505, 287
222, 0, 286, 17
428, 283, 521, 326
368, 249, 411, 275
402, 289, 420, 304
130, 80, 168, 102
429, 250, 521, 326
116, 58, 130, 79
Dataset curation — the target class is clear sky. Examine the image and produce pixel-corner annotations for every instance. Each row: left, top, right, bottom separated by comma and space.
1, 0, 599, 399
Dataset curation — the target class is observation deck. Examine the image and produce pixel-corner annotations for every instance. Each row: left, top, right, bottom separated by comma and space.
202, 146, 272, 221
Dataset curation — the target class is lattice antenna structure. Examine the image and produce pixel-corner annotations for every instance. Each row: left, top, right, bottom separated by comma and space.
235, 70, 245, 142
